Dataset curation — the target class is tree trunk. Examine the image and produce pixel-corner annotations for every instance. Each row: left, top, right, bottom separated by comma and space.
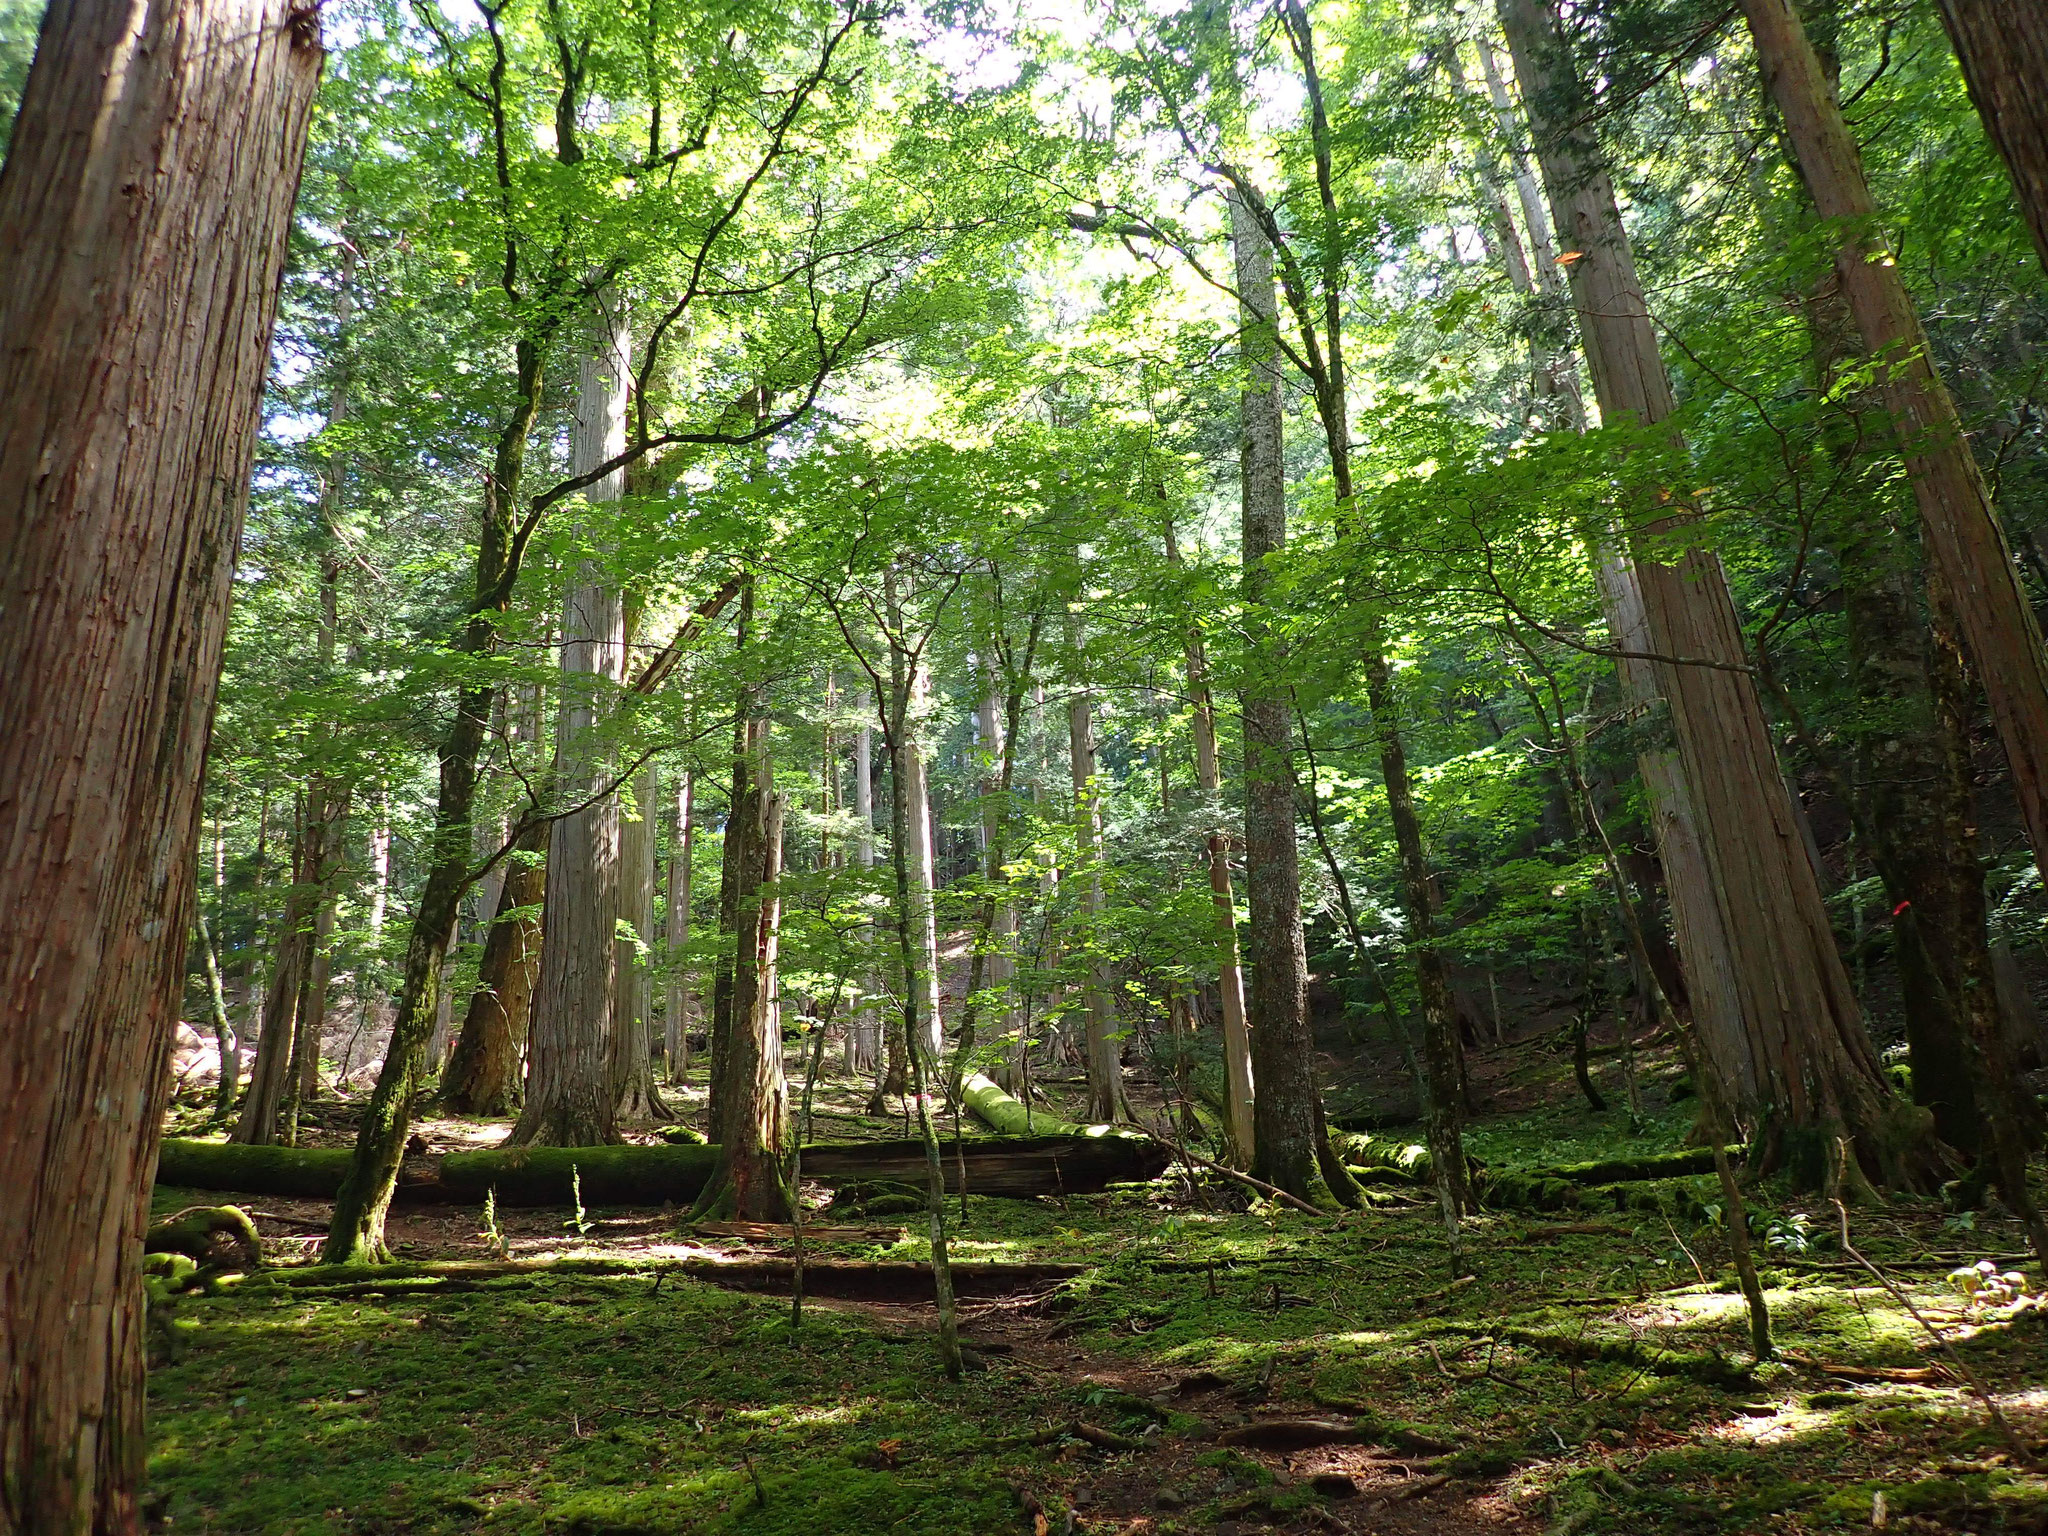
897, 620, 946, 1071
199, 913, 240, 1121
1501, 0, 1916, 1186
512, 301, 631, 1148
850, 724, 884, 1078
324, 329, 550, 1264
664, 769, 695, 1081
612, 759, 670, 1120
1473, 26, 1742, 1102
441, 820, 547, 1116
1934, 2, 2048, 274
0, 0, 317, 1521
1229, 191, 1332, 1207
1065, 619, 1125, 1124
1743, 0, 2048, 890
233, 807, 313, 1146
1165, 517, 1255, 1166
699, 717, 791, 1220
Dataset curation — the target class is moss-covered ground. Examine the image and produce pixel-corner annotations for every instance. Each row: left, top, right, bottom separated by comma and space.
149, 1056, 2048, 1534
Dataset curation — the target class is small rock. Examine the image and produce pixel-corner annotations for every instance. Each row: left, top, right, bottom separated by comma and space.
345, 1388, 371, 1399
1311, 1472, 1359, 1499
1155, 1488, 1186, 1510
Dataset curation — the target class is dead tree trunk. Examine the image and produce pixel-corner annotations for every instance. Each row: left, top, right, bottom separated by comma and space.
0, 0, 318, 1521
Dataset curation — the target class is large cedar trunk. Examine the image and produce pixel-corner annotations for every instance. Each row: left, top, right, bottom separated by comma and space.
1934, 2, 2048, 274
441, 820, 548, 1116
1500, 0, 1916, 1186
0, 0, 319, 1523
1742, 0, 2048, 891
699, 718, 791, 1220
1230, 191, 1326, 1204
1475, 21, 1752, 1108
512, 307, 632, 1148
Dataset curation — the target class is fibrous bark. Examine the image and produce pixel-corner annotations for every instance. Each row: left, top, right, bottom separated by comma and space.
0, 0, 319, 1521
663, 769, 695, 1080
1500, 0, 1916, 1186
1229, 190, 1330, 1207
1934, 2, 2048, 274
697, 715, 790, 1220
1743, 0, 2048, 892
440, 820, 547, 1116
513, 300, 632, 1148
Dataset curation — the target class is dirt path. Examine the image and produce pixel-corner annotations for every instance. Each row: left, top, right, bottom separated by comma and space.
820, 1290, 1535, 1535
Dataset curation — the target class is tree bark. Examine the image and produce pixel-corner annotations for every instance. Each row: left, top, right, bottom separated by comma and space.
664, 768, 695, 1081
1743, 0, 2048, 890
698, 716, 790, 1220
232, 807, 312, 1146
1229, 190, 1332, 1207
1065, 615, 1125, 1124
612, 758, 670, 1119
1501, 0, 1916, 1186
1934, 2, 2048, 274
849, 724, 884, 1077
0, 0, 318, 1522
1165, 518, 1255, 1165
440, 820, 547, 1116
513, 301, 632, 1148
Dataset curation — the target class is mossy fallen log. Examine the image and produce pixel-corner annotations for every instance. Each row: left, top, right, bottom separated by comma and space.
1519, 1147, 1740, 1186
156, 1141, 366, 1198
154, 1130, 1168, 1206
958, 1073, 1156, 1149
145, 1205, 261, 1267
1435, 1321, 1753, 1388
436, 1143, 721, 1205
1328, 1133, 1742, 1214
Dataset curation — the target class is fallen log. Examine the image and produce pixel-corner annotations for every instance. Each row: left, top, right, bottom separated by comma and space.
806, 1133, 1168, 1198
958, 1074, 1157, 1153
154, 1131, 1168, 1207
145, 1205, 261, 1268
1327, 1132, 1742, 1215
251, 1255, 1085, 1301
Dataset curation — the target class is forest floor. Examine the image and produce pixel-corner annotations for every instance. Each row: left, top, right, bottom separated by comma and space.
146, 1034, 2048, 1535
